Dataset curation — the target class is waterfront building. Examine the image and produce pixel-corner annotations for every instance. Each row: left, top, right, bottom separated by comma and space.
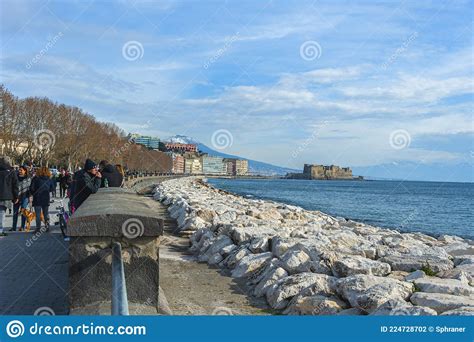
160, 142, 197, 153
184, 156, 202, 174
128, 133, 160, 149
166, 152, 184, 174
224, 158, 248, 176
201, 155, 226, 175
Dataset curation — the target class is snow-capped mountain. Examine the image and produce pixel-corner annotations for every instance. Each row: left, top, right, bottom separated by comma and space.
165, 135, 298, 176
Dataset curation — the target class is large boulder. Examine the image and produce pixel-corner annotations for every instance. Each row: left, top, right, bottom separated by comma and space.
279, 249, 312, 274
231, 252, 273, 278
331, 255, 391, 277
379, 255, 453, 273
440, 306, 474, 316
284, 295, 348, 315
254, 267, 288, 297
370, 299, 437, 316
413, 277, 474, 297
410, 292, 474, 314
266, 273, 336, 310
336, 275, 414, 313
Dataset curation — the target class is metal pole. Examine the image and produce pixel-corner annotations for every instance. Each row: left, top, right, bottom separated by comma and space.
111, 242, 129, 315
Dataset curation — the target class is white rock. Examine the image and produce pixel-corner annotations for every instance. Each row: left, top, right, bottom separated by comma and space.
266, 273, 336, 310
208, 253, 223, 265
249, 237, 269, 253
379, 255, 453, 273
331, 255, 391, 277
405, 270, 426, 282
231, 252, 273, 278
440, 306, 474, 316
410, 292, 474, 313
254, 267, 288, 297
337, 308, 365, 315
284, 295, 347, 315
413, 277, 474, 296
280, 249, 312, 274
370, 299, 437, 316
337, 275, 414, 313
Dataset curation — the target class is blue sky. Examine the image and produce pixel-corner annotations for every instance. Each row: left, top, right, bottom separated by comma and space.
1, 0, 473, 181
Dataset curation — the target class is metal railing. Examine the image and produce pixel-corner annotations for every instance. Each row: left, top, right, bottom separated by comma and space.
111, 242, 129, 315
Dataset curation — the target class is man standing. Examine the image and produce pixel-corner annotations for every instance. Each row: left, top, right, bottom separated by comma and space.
0, 156, 19, 235
70, 159, 102, 211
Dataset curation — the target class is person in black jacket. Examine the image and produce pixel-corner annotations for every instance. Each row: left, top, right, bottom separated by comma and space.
99, 160, 123, 188
29, 166, 53, 233
58, 168, 71, 197
12, 165, 31, 231
70, 159, 101, 211
0, 156, 19, 235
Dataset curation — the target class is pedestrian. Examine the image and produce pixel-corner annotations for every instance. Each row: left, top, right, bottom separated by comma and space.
99, 160, 123, 188
70, 159, 101, 211
0, 156, 19, 235
58, 168, 71, 198
50, 169, 58, 198
11, 165, 31, 232
29, 166, 53, 233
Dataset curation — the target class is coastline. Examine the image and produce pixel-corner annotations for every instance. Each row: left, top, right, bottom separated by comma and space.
153, 177, 474, 316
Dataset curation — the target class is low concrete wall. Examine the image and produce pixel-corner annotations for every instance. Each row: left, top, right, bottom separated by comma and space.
67, 188, 164, 315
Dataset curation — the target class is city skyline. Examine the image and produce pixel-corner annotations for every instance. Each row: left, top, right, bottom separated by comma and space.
1, 0, 472, 181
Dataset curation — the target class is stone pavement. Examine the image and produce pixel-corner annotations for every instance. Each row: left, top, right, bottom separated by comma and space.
0, 199, 69, 315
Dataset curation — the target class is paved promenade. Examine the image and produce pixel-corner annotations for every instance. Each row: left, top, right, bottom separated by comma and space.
0, 200, 69, 315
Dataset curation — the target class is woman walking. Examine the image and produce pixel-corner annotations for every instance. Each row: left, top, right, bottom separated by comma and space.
29, 166, 53, 233
12, 165, 31, 231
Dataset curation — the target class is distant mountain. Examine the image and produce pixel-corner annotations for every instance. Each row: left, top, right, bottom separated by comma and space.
353, 162, 474, 183
165, 135, 298, 176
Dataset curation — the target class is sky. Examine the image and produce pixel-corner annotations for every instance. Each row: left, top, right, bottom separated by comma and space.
1, 0, 473, 181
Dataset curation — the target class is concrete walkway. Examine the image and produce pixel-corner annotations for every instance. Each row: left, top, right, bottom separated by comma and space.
0, 199, 69, 315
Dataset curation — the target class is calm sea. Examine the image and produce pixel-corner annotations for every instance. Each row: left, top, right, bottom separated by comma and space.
207, 178, 474, 239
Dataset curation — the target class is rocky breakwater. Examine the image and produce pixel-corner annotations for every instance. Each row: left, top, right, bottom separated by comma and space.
153, 177, 474, 316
